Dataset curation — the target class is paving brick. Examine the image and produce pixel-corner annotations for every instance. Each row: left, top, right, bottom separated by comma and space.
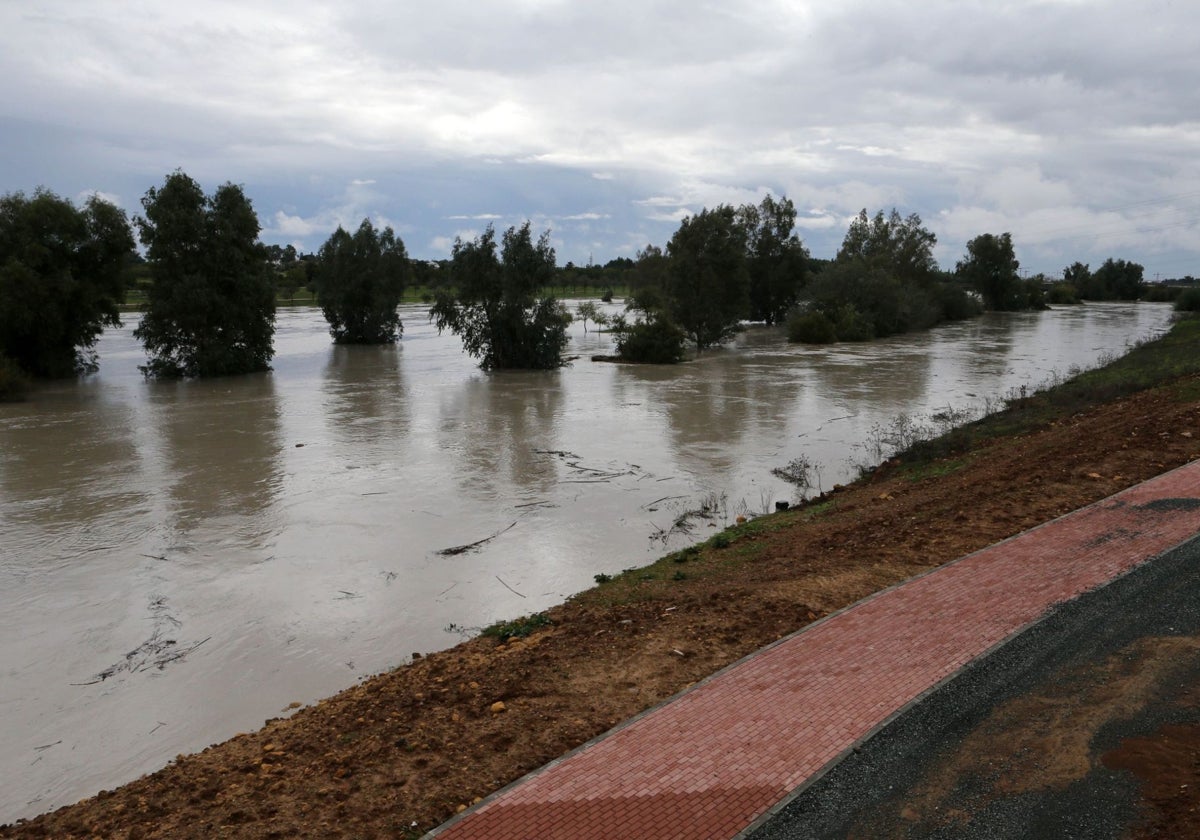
426, 462, 1200, 840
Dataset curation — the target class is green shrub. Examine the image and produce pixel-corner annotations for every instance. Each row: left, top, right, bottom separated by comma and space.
614, 317, 686, 363
1175, 287, 1200, 312
786, 309, 837, 344
1046, 283, 1080, 304
832, 304, 875, 342
935, 282, 983, 321
481, 612, 552, 642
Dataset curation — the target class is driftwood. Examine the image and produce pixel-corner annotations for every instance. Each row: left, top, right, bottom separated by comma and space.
436, 522, 517, 556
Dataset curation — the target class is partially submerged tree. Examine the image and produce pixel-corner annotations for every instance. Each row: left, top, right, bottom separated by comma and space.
0, 189, 134, 377
957, 232, 1023, 310
612, 286, 687, 363
1090, 258, 1145, 301
664, 205, 749, 350
430, 222, 570, 370
315, 219, 410, 343
838, 208, 939, 287
135, 171, 275, 377
738, 194, 808, 324
789, 208, 978, 344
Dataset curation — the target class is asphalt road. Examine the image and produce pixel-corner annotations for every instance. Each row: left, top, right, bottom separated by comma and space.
747, 531, 1200, 840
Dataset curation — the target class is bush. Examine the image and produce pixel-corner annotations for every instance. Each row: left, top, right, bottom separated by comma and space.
614, 316, 687, 363
786, 309, 837, 344
1175, 287, 1200, 312
0, 353, 29, 401
832, 304, 875, 342
481, 612, 552, 642
1046, 283, 1080, 304
936, 282, 984, 320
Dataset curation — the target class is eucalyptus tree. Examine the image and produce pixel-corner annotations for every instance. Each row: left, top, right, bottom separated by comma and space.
738, 194, 809, 324
664, 205, 749, 350
0, 189, 134, 378
315, 219, 409, 343
135, 171, 275, 377
430, 222, 570, 370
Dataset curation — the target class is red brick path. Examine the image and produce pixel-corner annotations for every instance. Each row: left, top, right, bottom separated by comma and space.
427, 462, 1200, 840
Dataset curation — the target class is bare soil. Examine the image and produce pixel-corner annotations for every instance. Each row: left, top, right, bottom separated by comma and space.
4, 377, 1200, 839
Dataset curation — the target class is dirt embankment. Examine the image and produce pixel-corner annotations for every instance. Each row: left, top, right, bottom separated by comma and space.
4, 375, 1200, 839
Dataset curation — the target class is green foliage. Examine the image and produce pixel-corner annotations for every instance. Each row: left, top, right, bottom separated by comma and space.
134, 171, 275, 378
0, 189, 134, 377
787, 211, 979, 346
611, 289, 686, 363
957, 232, 1026, 311
613, 315, 687, 363
1175, 287, 1200, 312
710, 532, 732, 549
665, 205, 750, 349
935, 281, 984, 320
1142, 284, 1181, 303
837, 208, 938, 287
481, 612, 552, 642
594, 572, 613, 584
1046, 282, 1080, 304
786, 309, 837, 344
1095, 258, 1145, 300
1076, 257, 1144, 301
430, 222, 569, 370
315, 219, 409, 344
738, 194, 809, 324
575, 300, 601, 332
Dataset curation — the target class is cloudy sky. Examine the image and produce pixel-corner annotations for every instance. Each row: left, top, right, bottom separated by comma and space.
3, 0, 1198, 277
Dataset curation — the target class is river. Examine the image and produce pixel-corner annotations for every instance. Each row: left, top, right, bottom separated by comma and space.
0, 301, 1174, 822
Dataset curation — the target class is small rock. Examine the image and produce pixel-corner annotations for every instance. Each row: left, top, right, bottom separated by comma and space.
456, 804, 468, 813
490, 701, 507, 714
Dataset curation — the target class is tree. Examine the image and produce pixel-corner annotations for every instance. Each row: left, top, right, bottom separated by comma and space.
957, 232, 1023, 310
134, 171, 275, 378
838, 208, 939, 286
664, 205, 750, 350
738, 194, 808, 324
576, 300, 601, 333
0, 189, 134, 377
1092, 258, 1145, 301
430, 222, 570, 370
314, 219, 410, 343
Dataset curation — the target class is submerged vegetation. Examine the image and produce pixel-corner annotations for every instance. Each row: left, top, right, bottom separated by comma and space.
1, 164, 1192, 382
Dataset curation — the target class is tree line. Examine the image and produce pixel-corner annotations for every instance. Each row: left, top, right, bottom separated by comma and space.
1, 169, 1186, 399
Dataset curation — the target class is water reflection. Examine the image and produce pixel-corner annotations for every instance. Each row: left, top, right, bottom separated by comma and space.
437, 371, 566, 498
805, 339, 934, 412
149, 375, 284, 541
0, 386, 146, 561
321, 344, 411, 449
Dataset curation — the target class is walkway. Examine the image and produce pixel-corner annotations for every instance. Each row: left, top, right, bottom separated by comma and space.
426, 461, 1200, 840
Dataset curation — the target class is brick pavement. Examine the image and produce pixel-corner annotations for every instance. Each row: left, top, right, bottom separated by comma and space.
426, 461, 1200, 840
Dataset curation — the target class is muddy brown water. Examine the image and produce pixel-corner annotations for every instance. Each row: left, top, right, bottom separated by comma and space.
0, 301, 1173, 822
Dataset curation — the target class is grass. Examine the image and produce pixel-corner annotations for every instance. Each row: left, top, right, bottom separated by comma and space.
481, 613, 552, 643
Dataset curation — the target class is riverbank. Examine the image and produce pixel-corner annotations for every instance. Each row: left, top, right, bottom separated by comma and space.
4, 319, 1200, 839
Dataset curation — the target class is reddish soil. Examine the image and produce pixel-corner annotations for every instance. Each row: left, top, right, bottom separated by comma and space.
3, 377, 1199, 839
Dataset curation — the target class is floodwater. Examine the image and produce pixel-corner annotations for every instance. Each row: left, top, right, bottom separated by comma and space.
0, 301, 1174, 821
